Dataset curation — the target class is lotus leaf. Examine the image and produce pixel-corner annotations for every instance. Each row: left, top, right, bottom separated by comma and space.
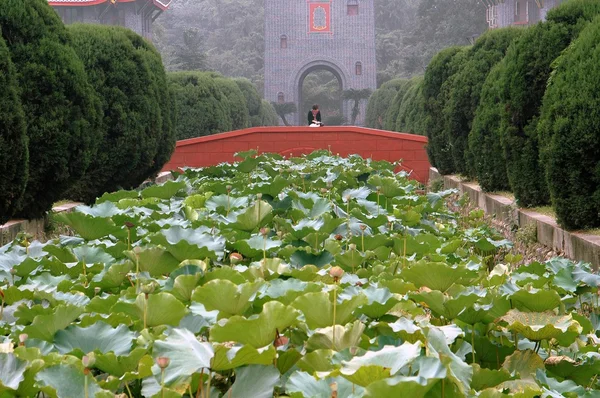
401, 262, 476, 292
54, 321, 134, 355
498, 310, 582, 345
226, 365, 280, 398
306, 320, 366, 351
36, 364, 113, 398
192, 279, 263, 316
292, 290, 367, 329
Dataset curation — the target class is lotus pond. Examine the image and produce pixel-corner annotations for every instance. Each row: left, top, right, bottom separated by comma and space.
1, 151, 600, 397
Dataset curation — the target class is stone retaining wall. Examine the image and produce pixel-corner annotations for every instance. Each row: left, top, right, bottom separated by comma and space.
430, 168, 600, 269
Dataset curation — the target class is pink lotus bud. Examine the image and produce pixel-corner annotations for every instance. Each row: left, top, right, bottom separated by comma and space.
230, 253, 243, 264
156, 357, 170, 369
329, 266, 344, 279
82, 353, 96, 368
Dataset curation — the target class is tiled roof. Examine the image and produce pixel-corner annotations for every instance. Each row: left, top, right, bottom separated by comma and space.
48, 0, 172, 11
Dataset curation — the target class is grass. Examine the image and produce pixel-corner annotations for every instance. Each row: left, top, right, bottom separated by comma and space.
530, 206, 556, 218
490, 191, 515, 201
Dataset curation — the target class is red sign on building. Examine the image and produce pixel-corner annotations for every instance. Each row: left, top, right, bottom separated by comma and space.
308, 2, 331, 33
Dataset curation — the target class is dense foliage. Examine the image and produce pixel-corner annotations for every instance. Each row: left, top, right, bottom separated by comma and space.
365, 78, 407, 130
444, 28, 522, 176
0, 0, 102, 219
65, 25, 174, 204
395, 76, 426, 135
537, 17, 600, 230
423, 46, 466, 174
383, 79, 417, 131
234, 78, 263, 127
1, 152, 599, 396
215, 76, 250, 131
0, 35, 27, 224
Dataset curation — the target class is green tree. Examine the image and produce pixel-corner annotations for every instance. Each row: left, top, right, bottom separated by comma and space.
0, 35, 28, 224
366, 79, 410, 129
65, 25, 174, 203
171, 28, 207, 71
395, 76, 425, 135
423, 46, 465, 174
234, 78, 263, 126
343, 89, 373, 126
498, 0, 600, 207
215, 76, 250, 130
383, 79, 416, 131
444, 27, 522, 177
537, 16, 600, 229
0, 0, 102, 219
169, 72, 233, 140
272, 102, 297, 126
257, 100, 279, 126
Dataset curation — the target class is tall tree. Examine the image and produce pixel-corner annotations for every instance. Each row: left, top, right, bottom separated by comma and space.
272, 102, 297, 126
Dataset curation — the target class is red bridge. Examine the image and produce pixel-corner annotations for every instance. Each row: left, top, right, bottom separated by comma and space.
162, 126, 430, 184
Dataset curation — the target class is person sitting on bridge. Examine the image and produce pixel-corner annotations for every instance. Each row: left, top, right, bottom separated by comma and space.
308, 104, 323, 127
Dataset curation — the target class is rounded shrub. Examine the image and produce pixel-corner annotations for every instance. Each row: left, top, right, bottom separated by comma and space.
444, 27, 522, 177
257, 100, 279, 126
234, 78, 262, 126
169, 72, 233, 140
365, 78, 409, 130
64, 25, 173, 203
0, 35, 28, 224
422, 46, 465, 174
499, 0, 600, 207
215, 77, 250, 131
395, 76, 425, 135
0, 0, 102, 219
537, 17, 600, 230
468, 59, 510, 192
383, 79, 416, 131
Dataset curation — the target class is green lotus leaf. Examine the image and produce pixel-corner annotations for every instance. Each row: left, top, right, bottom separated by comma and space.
53, 212, 122, 241
141, 180, 187, 199
151, 226, 226, 261
340, 342, 422, 386
356, 285, 399, 319
393, 234, 442, 257
364, 357, 446, 397
342, 187, 371, 201
94, 347, 146, 377
205, 195, 248, 212
91, 261, 133, 289
286, 372, 366, 398
367, 175, 405, 198
226, 365, 280, 398
210, 301, 300, 347
484, 379, 542, 397
409, 286, 484, 320
498, 310, 582, 344
124, 247, 180, 277
0, 353, 27, 390
535, 368, 586, 396
36, 364, 113, 398
289, 250, 335, 269
170, 274, 201, 302
211, 344, 276, 371
54, 321, 134, 355
257, 279, 321, 305
471, 364, 513, 391
335, 249, 366, 271
152, 328, 214, 385
401, 262, 476, 292
509, 288, 562, 312
255, 175, 290, 197
232, 200, 273, 231
184, 192, 213, 209
552, 267, 578, 293
502, 350, 545, 380
232, 234, 282, 258
96, 189, 139, 204
22, 304, 84, 342
425, 326, 472, 395
192, 280, 264, 316
116, 293, 187, 328
292, 290, 367, 329
306, 321, 366, 352
544, 353, 600, 386
296, 349, 335, 373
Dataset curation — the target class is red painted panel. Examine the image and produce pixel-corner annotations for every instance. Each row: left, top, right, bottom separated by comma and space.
162, 127, 430, 184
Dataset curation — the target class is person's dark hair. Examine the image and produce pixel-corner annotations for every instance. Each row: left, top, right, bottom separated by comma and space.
312, 104, 319, 110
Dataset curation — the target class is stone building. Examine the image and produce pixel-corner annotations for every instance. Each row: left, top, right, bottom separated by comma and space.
264, 0, 377, 125
485, 0, 563, 29
48, 0, 171, 41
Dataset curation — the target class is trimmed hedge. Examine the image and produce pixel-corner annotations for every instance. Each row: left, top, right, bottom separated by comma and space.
365, 78, 410, 129
169, 72, 233, 140
499, 0, 600, 207
65, 25, 174, 203
234, 78, 263, 126
383, 79, 416, 131
423, 46, 466, 174
468, 59, 510, 192
395, 76, 425, 135
257, 100, 280, 126
537, 16, 600, 229
215, 77, 250, 131
0, 0, 102, 219
444, 27, 522, 177
0, 35, 28, 224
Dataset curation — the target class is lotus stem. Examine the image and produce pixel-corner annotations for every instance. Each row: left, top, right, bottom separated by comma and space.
332, 284, 337, 351
135, 254, 140, 294
127, 228, 131, 252
315, 234, 319, 251
403, 236, 407, 269
205, 371, 212, 398
84, 372, 89, 398
196, 368, 204, 398
361, 230, 365, 253
471, 326, 476, 364
125, 382, 133, 398
263, 235, 267, 262
442, 379, 445, 398
143, 293, 148, 329
0, 294, 4, 321
160, 368, 165, 398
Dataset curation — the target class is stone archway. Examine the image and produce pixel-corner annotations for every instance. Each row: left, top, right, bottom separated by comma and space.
294, 60, 348, 125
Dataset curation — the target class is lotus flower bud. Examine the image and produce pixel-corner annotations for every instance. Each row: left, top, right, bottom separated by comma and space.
82, 353, 96, 368
156, 357, 170, 369
230, 253, 243, 265
344, 195, 351, 202
349, 243, 357, 251
257, 193, 263, 200
9, 268, 16, 275
274, 335, 289, 348
226, 185, 232, 191
141, 283, 155, 295
334, 234, 343, 241
19, 334, 28, 345
133, 246, 142, 255
260, 227, 270, 236
376, 186, 381, 192
94, 287, 101, 296
329, 266, 344, 280
320, 188, 328, 194
124, 221, 135, 229
359, 224, 367, 231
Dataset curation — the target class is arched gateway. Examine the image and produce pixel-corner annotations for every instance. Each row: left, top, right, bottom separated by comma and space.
264, 0, 377, 125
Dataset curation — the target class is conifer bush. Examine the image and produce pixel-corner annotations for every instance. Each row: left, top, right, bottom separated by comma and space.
444, 27, 522, 177
422, 46, 464, 174
365, 78, 409, 130
215, 77, 250, 130
257, 100, 280, 126
383, 79, 416, 131
169, 72, 233, 140
0, 35, 27, 224
234, 78, 263, 127
65, 25, 173, 203
499, 0, 600, 207
537, 16, 600, 230
0, 0, 102, 219
395, 76, 426, 135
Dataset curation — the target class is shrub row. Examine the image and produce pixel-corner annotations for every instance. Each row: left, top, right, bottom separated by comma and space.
169, 72, 278, 140
424, 0, 600, 230
0, 0, 174, 222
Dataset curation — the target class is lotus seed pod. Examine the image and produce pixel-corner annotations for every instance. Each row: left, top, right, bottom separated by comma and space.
230, 252, 243, 265
349, 243, 357, 251
376, 186, 381, 192
156, 357, 170, 369
334, 234, 343, 241
141, 283, 155, 295
82, 353, 96, 368
320, 188, 328, 194
226, 185, 232, 191
94, 287, 101, 295
344, 195, 351, 202
257, 193, 263, 199
329, 266, 344, 279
